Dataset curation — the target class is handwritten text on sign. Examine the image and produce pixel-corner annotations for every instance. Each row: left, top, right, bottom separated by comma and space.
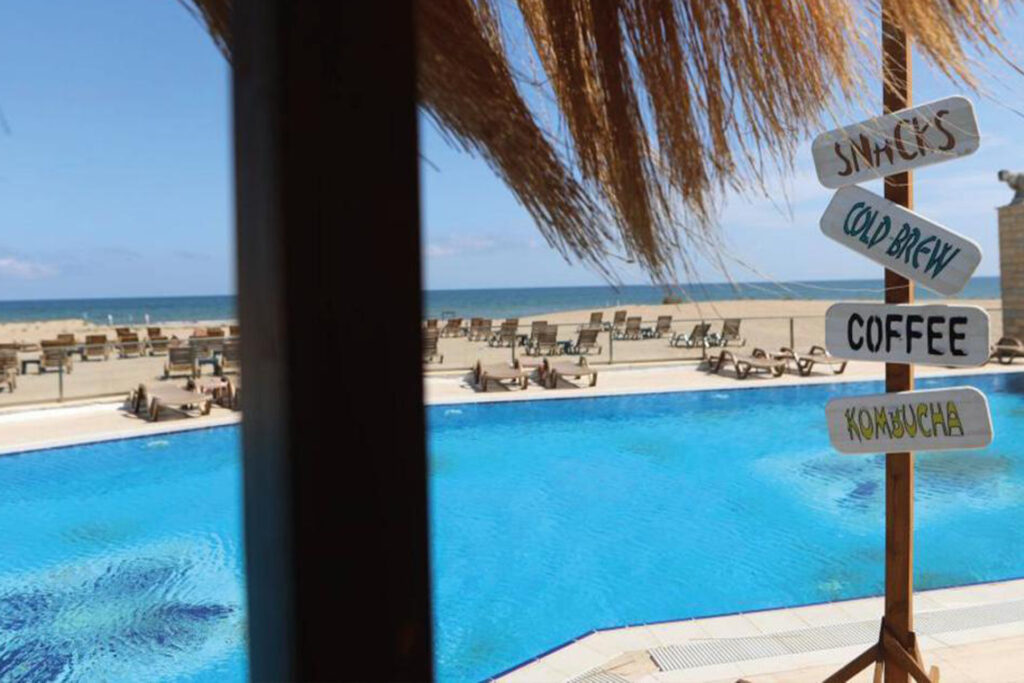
812, 96, 980, 188
824, 303, 989, 366
825, 387, 992, 454
820, 186, 981, 296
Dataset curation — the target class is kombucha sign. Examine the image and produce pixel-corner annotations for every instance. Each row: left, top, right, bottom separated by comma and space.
812, 96, 980, 188
824, 303, 989, 367
819, 185, 981, 296
825, 387, 993, 454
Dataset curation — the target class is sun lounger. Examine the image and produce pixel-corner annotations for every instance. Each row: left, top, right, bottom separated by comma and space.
217, 340, 241, 375
0, 349, 16, 392
468, 318, 493, 342
473, 361, 529, 390
115, 327, 133, 339
207, 327, 225, 337
611, 310, 627, 334
84, 334, 110, 361
423, 327, 443, 363
543, 357, 598, 388
147, 327, 162, 338
616, 316, 643, 340
165, 346, 198, 378
707, 318, 745, 347
670, 322, 710, 348
777, 345, 847, 376
228, 376, 241, 410
488, 319, 519, 347
148, 336, 170, 355
526, 324, 561, 356
118, 333, 143, 358
707, 348, 785, 379
228, 325, 240, 337
584, 311, 603, 330
440, 318, 464, 337
569, 327, 602, 354
644, 315, 672, 338
990, 337, 1024, 364
40, 341, 73, 374
131, 383, 211, 421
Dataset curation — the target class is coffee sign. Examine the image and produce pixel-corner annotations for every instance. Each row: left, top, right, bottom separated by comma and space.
826, 387, 993, 454
820, 185, 982, 296
825, 303, 989, 366
812, 96, 980, 188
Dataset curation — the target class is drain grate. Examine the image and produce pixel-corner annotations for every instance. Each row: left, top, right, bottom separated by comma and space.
649, 598, 1024, 671
567, 669, 631, 683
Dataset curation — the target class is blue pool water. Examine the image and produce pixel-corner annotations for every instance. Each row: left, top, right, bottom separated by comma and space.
0, 427, 246, 682
428, 372, 1024, 682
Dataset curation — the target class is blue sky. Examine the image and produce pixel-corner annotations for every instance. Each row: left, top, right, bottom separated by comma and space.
0, 4, 1021, 298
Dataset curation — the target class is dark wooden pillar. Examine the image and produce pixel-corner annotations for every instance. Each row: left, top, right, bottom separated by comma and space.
232, 1, 431, 680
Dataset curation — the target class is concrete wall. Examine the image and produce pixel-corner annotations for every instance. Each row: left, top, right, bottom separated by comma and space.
999, 202, 1024, 340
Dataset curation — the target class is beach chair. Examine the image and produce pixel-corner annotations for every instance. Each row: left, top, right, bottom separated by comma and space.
526, 324, 561, 356
468, 318, 492, 342
646, 315, 672, 338
776, 345, 847, 376
611, 310, 627, 334
57, 333, 76, 346
164, 346, 198, 379
440, 318, 464, 337
670, 322, 710, 348
706, 348, 785, 379
543, 356, 598, 388
0, 349, 17, 392
40, 341, 73, 374
206, 327, 225, 338
84, 334, 110, 361
147, 327, 162, 339
990, 337, 1024, 364
423, 327, 443, 364
227, 376, 242, 410
524, 320, 548, 352
569, 327, 603, 355
118, 333, 143, 358
707, 318, 745, 347
131, 383, 211, 421
616, 316, 642, 340
217, 340, 241, 375
473, 360, 529, 391
148, 336, 170, 356
424, 319, 439, 330
488, 319, 519, 347
115, 327, 132, 339
585, 311, 603, 329
228, 325, 240, 337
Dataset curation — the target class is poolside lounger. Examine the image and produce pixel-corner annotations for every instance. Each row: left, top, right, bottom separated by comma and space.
646, 315, 672, 339
706, 348, 785, 379
707, 318, 745, 347
148, 336, 171, 356
57, 333, 77, 346
40, 341, 73, 374
543, 357, 598, 388
0, 349, 17, 392
115, 327, 133, 339
585, 311, 603, 330
777, 345, 847, 376
84, 334, 110, 361
440, 318, 464, 337
467, 318, 492, 342
132, 383, 211, 421
217, 340, 241, 375
488, 319, 519, 347
118, 333, 143, 358
206, 327, 225, 337
670, 322, 710, 348
473, 361, 529, 391
569, 327, 602, 355
990, 337, 1024, 364
165, 346, 198, 379
423, 327, 443, 364
611, 310, 627, 334
616, 316, 642, 340
147, 327, 162, 339
526, 324, 561, 356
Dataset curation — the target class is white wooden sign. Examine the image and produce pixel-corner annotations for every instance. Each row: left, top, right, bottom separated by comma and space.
825, 303, 989, 366
825, 386, 992, 454
820, 185, 982, 296
812, 96, 980, 188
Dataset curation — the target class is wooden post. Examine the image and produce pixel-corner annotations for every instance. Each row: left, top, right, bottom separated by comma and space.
882, 4, 915, 682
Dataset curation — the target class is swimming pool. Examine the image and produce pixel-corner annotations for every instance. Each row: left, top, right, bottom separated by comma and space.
0, 427, 246, 682
428, 372, 1024, 682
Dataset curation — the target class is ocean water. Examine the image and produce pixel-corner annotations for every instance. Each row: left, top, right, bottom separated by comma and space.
424, 276, 1002, 320
0, 296, 236, 324
429, 371, 1024, 682
0, 427, 246, 682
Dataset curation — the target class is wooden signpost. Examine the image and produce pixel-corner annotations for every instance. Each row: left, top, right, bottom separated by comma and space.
812, 95, 980, 189
824, 303, 990, 366
820, 185, 982, 296
826, 387, 993, 455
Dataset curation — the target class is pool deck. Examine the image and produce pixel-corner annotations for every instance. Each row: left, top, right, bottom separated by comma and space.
496, 578, 1024, 682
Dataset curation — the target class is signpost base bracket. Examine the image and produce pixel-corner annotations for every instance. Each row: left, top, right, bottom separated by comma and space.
824, 619, 939, 683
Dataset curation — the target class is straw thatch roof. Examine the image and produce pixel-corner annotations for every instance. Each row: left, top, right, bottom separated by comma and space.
187, 0, 1017, 282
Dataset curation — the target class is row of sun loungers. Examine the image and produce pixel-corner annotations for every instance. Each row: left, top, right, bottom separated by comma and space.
473, 357, 599, 391
129, 375, 241, 421
706, 345, 848, 379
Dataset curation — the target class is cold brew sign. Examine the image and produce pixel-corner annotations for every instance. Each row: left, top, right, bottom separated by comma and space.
812, 96, 980, 188
820, 186, 981, 295
824, 302, 989, 366
826, 387, 993, 455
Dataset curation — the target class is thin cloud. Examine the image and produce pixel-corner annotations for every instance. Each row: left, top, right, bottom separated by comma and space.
0, 256, 56, 279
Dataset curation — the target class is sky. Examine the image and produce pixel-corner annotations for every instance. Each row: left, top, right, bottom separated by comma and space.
1, 4, 1022, 299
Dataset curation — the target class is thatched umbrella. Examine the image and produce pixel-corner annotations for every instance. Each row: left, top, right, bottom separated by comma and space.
185, 0, 1017, 282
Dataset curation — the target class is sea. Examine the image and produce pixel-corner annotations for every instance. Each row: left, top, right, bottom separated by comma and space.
0, 277, 1002, 324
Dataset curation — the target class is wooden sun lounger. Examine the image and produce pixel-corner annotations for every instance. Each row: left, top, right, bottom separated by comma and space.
777, 345, 847, 376
217, 340, 241, 375
84, 334, 110, 361
543, 357, 598, 388
671, 322, 710, 348
131, 383, 212, 421
707, 348, 785, 379
0, 349, 16, 392
473, 361, 528, 391
990, 337, 1024, 364
165, 346, 198, 378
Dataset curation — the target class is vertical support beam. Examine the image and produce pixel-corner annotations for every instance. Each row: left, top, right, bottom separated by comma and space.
233, 1, 431, 681
882, 5, 914, 682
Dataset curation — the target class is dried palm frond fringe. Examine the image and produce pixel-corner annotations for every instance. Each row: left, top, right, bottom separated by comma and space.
189, 0, 1017, 282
